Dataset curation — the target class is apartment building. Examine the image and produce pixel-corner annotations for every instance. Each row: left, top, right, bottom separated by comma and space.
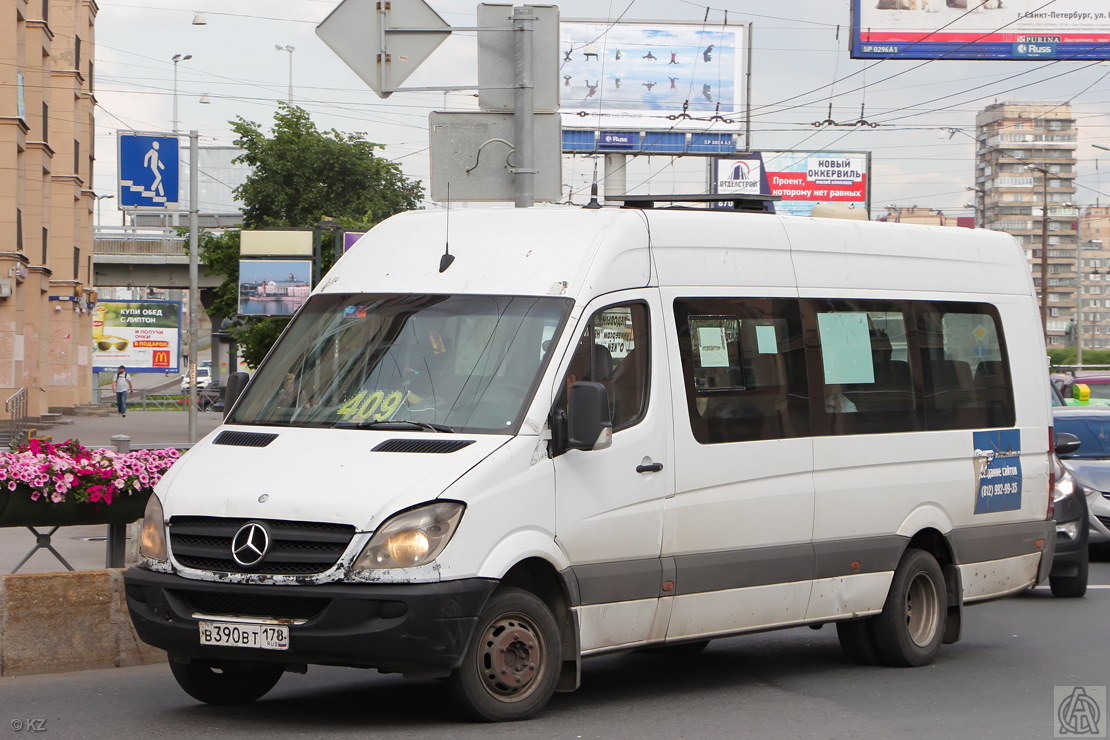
1077, 207, 1110, 349
1, 0, 97, 416
974, 102, 1078, 348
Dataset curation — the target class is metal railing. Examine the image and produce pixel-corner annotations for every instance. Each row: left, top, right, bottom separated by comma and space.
93, 227, 186, 256
96, 387, 189, 411
4, 387, 28, 448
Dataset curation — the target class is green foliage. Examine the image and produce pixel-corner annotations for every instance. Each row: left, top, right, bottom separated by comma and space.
1049, 348, 1110, 368
195, 104, 424, 368
230, 103, 423, 229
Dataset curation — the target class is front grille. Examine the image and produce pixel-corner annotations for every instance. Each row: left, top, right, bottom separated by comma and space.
169, 516, 355, 575
175, 590, 329, 621
1097, 515, 1110, 529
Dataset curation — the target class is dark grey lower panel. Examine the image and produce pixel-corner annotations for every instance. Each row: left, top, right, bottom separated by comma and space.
813, 535, 908, 579
573, 558, 661, 606
673, 543, 813, 596
566, 520, 1051, 607
948, 520, 1052, 565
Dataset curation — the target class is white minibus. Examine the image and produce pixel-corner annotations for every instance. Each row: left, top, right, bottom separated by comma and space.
126, 200, 1055, 721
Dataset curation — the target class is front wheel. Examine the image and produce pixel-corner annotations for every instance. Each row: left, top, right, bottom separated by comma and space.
1050, 558, 1089, 598
872, 549, 947, 667
168, 656, 284, 705
448, 587, 561, 722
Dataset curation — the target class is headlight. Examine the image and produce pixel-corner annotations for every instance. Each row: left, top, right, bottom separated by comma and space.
1053, 461, 1077, 503
139, 494, 167, 562
353, 501, 465, 570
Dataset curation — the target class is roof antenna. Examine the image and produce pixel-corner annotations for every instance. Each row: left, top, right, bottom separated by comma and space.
439, 183, 455, 272
584, 159, 602, 209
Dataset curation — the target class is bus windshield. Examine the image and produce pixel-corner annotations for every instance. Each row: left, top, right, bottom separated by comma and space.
229, 293, 572, 434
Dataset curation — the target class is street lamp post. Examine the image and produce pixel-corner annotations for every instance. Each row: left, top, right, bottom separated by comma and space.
93, 194, 114, 226
172, 53, 193, 134
275, 45, 294, 103
965, 185, 985, 228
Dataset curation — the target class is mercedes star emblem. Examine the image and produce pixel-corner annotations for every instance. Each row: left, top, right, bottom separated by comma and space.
231, 522, 271, 567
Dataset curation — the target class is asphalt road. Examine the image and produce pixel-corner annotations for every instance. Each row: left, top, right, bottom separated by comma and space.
3, 557, 1108, 740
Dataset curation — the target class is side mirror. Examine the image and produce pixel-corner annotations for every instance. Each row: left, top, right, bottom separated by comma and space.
1055, 431, 1082, 457
567, 381, 613, 451
223, 372, 250, 419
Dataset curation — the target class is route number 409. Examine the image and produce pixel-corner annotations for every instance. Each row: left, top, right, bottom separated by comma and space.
336, 389, 407, 422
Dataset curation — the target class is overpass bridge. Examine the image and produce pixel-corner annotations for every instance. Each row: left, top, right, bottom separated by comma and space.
92, 227, 223, 289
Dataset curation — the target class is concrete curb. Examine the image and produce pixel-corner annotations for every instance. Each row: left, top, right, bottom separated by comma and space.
0, 569, 165, 677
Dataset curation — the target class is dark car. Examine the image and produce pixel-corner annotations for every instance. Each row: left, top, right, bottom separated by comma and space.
1053, 407, 1110, 550
1048, 431, 1089, 597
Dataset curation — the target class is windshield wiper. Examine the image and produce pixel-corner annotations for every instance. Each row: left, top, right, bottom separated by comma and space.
334, 419, 455, 433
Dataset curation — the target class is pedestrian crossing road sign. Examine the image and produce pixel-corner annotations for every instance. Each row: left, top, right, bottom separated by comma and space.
118, 132, 180, 209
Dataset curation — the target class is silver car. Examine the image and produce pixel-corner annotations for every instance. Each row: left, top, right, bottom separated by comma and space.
1052, 407, 1110, 546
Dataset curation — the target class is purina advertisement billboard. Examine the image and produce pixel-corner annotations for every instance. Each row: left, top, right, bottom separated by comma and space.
851, 0, 1110, 61
714, 151, 871, 217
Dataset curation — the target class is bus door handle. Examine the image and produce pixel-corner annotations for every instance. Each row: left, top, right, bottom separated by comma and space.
636, 462, 664, 474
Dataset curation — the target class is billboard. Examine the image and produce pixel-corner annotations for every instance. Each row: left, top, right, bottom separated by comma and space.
715, 151, 871, 217
852, 0, 1110, 61
559, 21, 745, 129
239, 260, 313, 317
92, 300, 181, 373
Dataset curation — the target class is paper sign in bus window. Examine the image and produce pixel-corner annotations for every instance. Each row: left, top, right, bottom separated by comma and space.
697, 326, 729, 368
817, 312, 875, 385
755, 324, 778, 354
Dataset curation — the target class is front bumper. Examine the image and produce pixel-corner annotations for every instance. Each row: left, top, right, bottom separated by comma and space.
1052, 493, 1090, 576
124, 567, 497, 674
1089, 493, 1110, 545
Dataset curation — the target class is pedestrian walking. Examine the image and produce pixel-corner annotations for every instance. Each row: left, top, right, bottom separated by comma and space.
114, 365, 134, 417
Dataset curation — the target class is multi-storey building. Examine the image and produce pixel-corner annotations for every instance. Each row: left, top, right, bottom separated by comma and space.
974, 102, 1078, 348
1, 0, 97, 416
1077, 206, 1110, 350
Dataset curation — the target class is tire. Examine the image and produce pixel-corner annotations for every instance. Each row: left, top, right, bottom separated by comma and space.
872, 549, 947, 667
168, 656, 284, 705
835, 618, 881, 665
448, 587, 561, 722
1050, 558, 1089, 598
635, 640, 710, 658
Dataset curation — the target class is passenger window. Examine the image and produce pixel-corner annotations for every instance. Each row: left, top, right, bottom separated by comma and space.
917, 304, 1014, 429
674, 298, 809, 444
556, 303, 649, 431
806, 301, 920, 436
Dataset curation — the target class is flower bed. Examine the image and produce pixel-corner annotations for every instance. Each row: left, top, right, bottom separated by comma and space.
0, 439, 179, 527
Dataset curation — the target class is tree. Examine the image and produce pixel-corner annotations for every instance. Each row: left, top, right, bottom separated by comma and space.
199, 104, 423, 367
232, 104, 422, 229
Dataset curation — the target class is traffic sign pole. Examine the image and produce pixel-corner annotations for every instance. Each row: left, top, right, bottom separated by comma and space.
188, 131, 199, 444
512, 6, 535, 208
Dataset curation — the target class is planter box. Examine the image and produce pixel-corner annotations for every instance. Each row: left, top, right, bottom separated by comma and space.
0, 488, 151, 528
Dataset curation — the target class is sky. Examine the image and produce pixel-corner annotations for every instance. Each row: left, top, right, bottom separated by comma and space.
91, 0, 1110, 225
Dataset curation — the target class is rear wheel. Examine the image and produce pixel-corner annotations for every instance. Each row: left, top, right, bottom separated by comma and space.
873, 549, 947, 667
448, 587, 561, 722
168, 656, 284, 705
1050, 558, 1089, 598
